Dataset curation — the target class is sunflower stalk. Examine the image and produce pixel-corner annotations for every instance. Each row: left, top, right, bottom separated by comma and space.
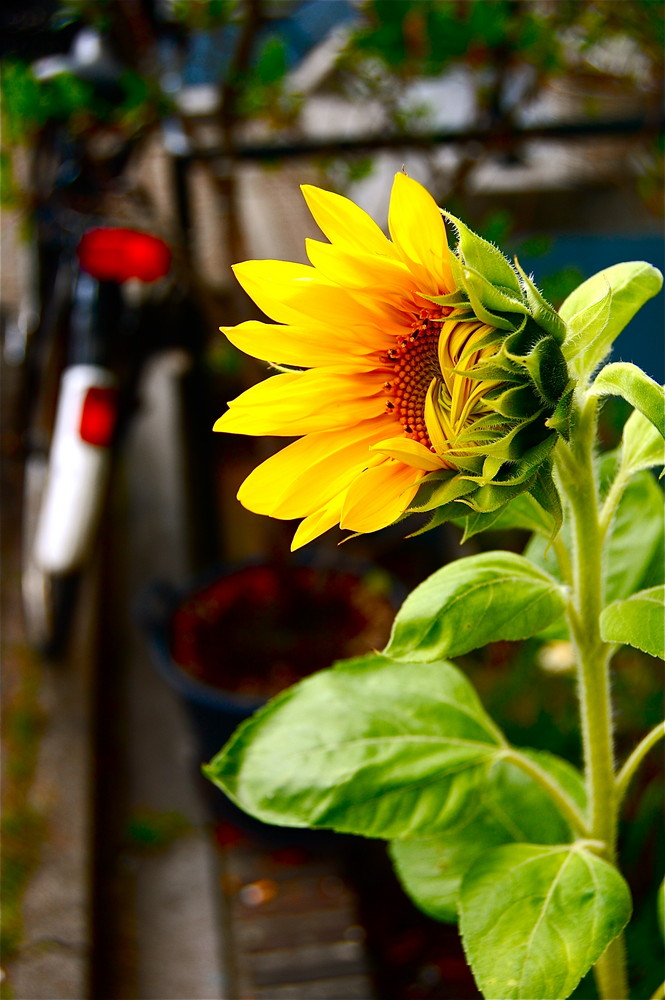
554, 393, 628, 999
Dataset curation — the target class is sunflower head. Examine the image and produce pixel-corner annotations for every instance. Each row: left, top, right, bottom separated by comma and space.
215, 174, 571, 548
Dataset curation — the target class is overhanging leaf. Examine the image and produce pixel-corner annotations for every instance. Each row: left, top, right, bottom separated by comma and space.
621, 407, 665, 475
560, 281, 612, 379
560, 261, 663, 379
460, 843, 632, 1000
590, 362, 665, 440
204, 654, 505, 839
384, 552, 566, 663
390, 750, 585, 922
600, 585, 665, 659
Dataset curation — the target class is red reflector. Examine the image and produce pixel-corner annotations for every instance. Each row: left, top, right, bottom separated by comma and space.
78, 228, 171, 283
79, 386, 117, 446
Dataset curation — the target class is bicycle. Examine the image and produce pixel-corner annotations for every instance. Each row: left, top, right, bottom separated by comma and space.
14, 22, 209, 658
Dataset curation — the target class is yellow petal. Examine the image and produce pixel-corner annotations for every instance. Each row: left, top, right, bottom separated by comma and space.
341, 460, 424, 533
424, 378, 453, 453
301, 184, 397, 258
305, 239, 417, 300
237, 417, 391, 517
214, 368, 386, 436
222, 320, 382, 367
388, 173, 454, 295
370, 436, 444, 471
233, 259, 405, 333
291, 498, 344, 550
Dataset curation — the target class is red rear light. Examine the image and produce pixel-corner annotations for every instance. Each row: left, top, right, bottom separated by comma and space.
79, 386, 118, 446
78, 228, 172, 283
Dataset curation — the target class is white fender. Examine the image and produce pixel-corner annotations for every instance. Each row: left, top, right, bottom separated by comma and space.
34, 365, 116, 573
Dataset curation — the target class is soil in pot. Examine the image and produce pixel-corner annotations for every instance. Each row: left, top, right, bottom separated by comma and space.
169, 563, 397, 698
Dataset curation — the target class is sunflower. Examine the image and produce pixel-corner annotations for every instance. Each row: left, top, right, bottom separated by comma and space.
215, 173, 569, 548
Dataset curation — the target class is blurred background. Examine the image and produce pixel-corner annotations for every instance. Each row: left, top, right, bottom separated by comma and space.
1, 2, 663, 999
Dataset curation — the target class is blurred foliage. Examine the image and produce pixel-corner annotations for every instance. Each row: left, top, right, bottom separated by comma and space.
125, 808, 191, 853
0, 648, 46, 976
346, 0, 664, 89
1, 60, 162, 145
3, 0, 662, 190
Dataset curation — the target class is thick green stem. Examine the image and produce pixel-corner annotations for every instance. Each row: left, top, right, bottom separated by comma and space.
554, 395, 629, 1000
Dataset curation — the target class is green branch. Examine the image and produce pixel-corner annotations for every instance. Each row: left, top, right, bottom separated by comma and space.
616, 721, 665, 807
502, 749, 589, 838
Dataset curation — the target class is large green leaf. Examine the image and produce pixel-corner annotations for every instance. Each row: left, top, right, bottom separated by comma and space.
590, 362, 665, 440
204, 654, 506, 839
559, 261, 663, 379
600, 585, 665, 659
384, 552, 566, 663
460, 843, 632, 1000
390, 751, 585, 922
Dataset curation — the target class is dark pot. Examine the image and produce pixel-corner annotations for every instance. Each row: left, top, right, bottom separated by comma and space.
138, 553, 403, 834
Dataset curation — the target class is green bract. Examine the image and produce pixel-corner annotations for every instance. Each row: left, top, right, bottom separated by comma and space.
410, 214, 573, 537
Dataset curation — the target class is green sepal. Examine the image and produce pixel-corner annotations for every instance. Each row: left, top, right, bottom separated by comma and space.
478, 416, 547, 463
408, 471, 477, 514
406, 500, 467, 537
589, 362, 665, 440
459, 843, 632, 1000
462, 266, 532, 319
458, 508, 505, 541
530, 463, 563, 537
444, 210, 523, 296
461, 266, 527, 331
463, 275, 518, 331
482, 455, 504, 482
484, 383, 543, 419
503, 321, 545, 361
482, 437, 557, 489
436, 451, 487, 475
462, 475, 539, 514
514, 258, 567, 344
546, 384, 575, 440
423, 289, 470, 308
521, 337, 571, 407
460, 357, 525, 383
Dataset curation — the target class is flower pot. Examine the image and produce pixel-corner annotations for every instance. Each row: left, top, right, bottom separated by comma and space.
139, 554, 403, 833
